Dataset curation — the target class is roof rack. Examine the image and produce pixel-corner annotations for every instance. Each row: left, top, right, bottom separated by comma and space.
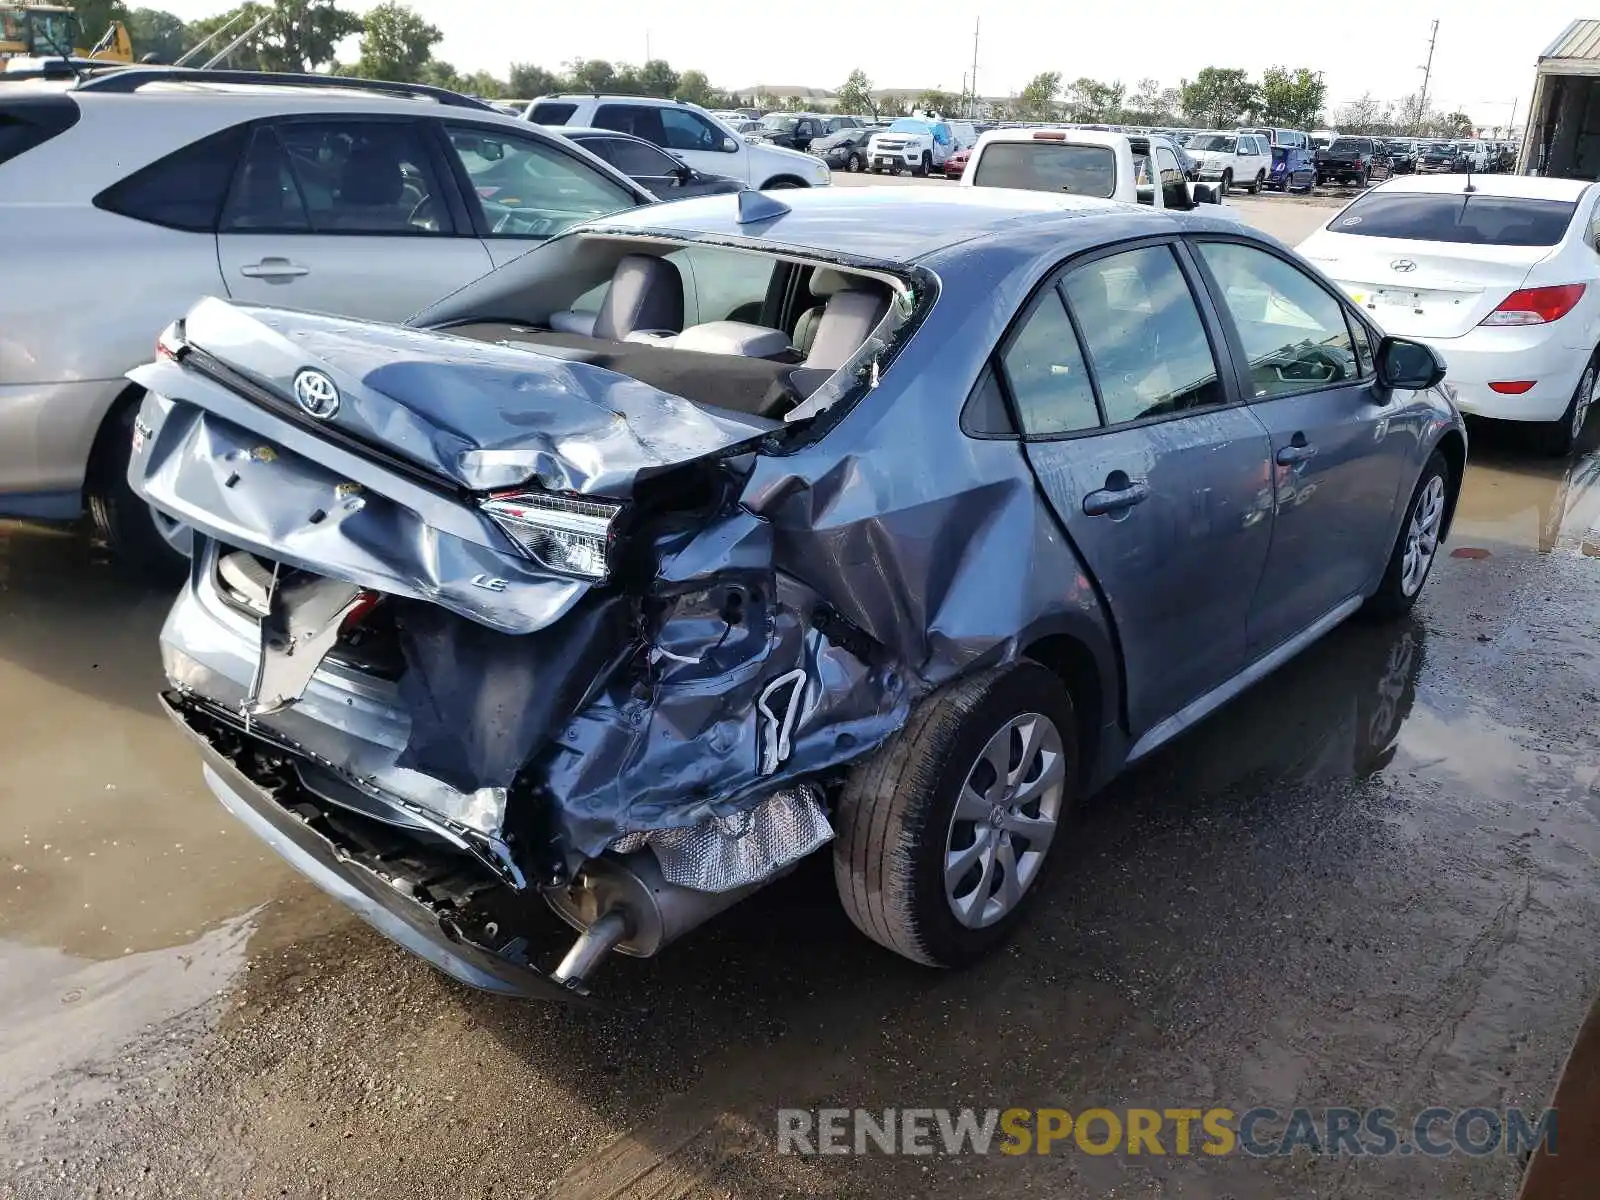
72, 67, 497, 111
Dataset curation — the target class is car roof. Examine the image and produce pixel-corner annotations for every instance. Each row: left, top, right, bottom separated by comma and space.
1371, 174, 1592, 200
578, 184, 1217, 263
67, 80, 523, 121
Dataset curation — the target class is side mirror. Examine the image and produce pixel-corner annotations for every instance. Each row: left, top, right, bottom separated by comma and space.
722, 136, 740, 153
673, 163, 694, 184
480, 139, 505, 162
1376, 336, 1447, 391
1189, 182, 1222, 205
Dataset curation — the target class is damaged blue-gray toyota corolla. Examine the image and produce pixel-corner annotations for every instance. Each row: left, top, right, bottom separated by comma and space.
130, 187, 1467, 998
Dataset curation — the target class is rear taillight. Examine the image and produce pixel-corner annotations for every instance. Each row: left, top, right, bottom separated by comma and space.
1481, 284, 1587, 327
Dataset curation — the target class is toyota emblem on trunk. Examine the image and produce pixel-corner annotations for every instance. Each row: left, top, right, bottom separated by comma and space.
293, 369, 340, 419
1390, 259, 1418, 273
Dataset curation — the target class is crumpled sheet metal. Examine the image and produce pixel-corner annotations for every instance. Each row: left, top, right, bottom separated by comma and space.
129, 384, 589, 637
611, 785, 832, 892
539, 571, 908, 864
177, 297, 774, 496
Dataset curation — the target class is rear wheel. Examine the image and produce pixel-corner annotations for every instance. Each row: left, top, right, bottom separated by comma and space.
1248, 169, 1264, 194
86, 396, 189, 582
1219, 169, 1233, 196
1364, 451, 1450, 619
1540, 356, 1597, 457
833, 661, 1076, 967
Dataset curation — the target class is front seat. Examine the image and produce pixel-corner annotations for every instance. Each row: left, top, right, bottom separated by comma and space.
333, 144, 409, 230
797, 268, 890, 371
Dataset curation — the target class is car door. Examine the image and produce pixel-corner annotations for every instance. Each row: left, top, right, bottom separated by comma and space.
436, 122, 644, 268
574, 134, 681, 195
215, 117, 494, 322
1190, 238, 1411, 655
658, 106, 748, 181
1002, 240, 1275, 737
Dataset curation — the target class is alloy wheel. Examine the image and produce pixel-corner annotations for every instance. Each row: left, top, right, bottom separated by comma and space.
943, 712, 1066, 929
1400, 475, 1446, 597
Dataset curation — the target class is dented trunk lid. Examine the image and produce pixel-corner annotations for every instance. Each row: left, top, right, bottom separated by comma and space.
167, 296, 776, 496
128, 297, 774, 636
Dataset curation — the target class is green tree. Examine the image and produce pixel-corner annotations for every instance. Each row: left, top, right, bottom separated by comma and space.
461, 69, 506, 98
1437, 110, 1474, 138
1257, 66, 1326, 131
419, 58, 461, 90
914, 88, 959, 116
836, 67, 875, 117
1124, 77, 1176, 125
1180, 67, 1257, 128
635, 58, 679, 98
353, 2, 440, 82
1334, 92, 1391, 135
568, 58, 617, 92
1064, 77, 1125, 123
509, 61, 561, 97
125, 7, 188, 61
878, 93, 907, 117
1016, 70, 1061, 120
73, 0, 130, 51
186, 1, 360, 73
676, 68, 715, 107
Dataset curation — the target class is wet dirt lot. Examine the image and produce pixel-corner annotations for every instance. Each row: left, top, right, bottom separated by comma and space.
5, 203, 1600, 1200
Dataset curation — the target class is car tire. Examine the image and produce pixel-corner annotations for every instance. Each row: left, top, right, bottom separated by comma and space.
1249, 170, 1264, 194
86, 396, 189, 582
847, 152, 863, 172
833, 661, 1077, 968
1219, 169, 1232, 196
1363, 450, 1450, 619
1358, 167, 1370, 188
915, 151, 931, 177
761, 176, 806, 189
1540, 355, 1597, 457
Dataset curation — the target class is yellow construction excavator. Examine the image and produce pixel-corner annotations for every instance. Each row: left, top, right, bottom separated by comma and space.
0, 4, 133, 64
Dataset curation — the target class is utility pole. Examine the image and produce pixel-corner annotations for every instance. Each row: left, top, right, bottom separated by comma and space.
969, 17, 979, 119
1417, 18, 1439, 134
645, 30, 651, 62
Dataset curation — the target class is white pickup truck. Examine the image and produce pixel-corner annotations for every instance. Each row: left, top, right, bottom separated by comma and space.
959, 128, 1240, 217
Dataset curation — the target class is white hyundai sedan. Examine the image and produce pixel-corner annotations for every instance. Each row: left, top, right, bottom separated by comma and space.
1299, 174, 1600, 454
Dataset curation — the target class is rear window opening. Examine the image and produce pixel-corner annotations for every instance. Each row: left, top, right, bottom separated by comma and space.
1330, 192, 1578, 247
0, 93, 80, 168
971, 142, 1116, 198
529, 102, 577, 125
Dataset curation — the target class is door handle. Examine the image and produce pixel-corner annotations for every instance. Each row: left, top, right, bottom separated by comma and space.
240, 257, 310, 279
1276, 436, 1318, 466
1082, 473, 1151, 517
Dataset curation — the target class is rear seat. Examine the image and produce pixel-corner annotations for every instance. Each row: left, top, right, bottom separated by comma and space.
441, 323, 808, 418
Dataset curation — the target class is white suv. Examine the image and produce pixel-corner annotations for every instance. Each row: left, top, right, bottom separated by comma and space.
1184, 130, 1271, 195
0, 68, 656, 571
524, 94, 831, 190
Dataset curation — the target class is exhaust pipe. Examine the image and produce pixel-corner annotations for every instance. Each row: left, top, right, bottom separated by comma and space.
546, 849, 770, 991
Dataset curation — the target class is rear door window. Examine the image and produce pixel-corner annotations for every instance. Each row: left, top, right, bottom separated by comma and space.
528, 102, 578, 125
660, 107, 729, 153
581, 136, 678, 178
594, 104, 667, 146
1330, 192, 1578, 246
1062, 245, 1225, 424
972, 142, 1117, 197
222, 120, 455, 236
96, 123, 248, 232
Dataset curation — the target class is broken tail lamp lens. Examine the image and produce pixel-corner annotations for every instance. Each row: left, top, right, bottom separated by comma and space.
479, 492, 621, 581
